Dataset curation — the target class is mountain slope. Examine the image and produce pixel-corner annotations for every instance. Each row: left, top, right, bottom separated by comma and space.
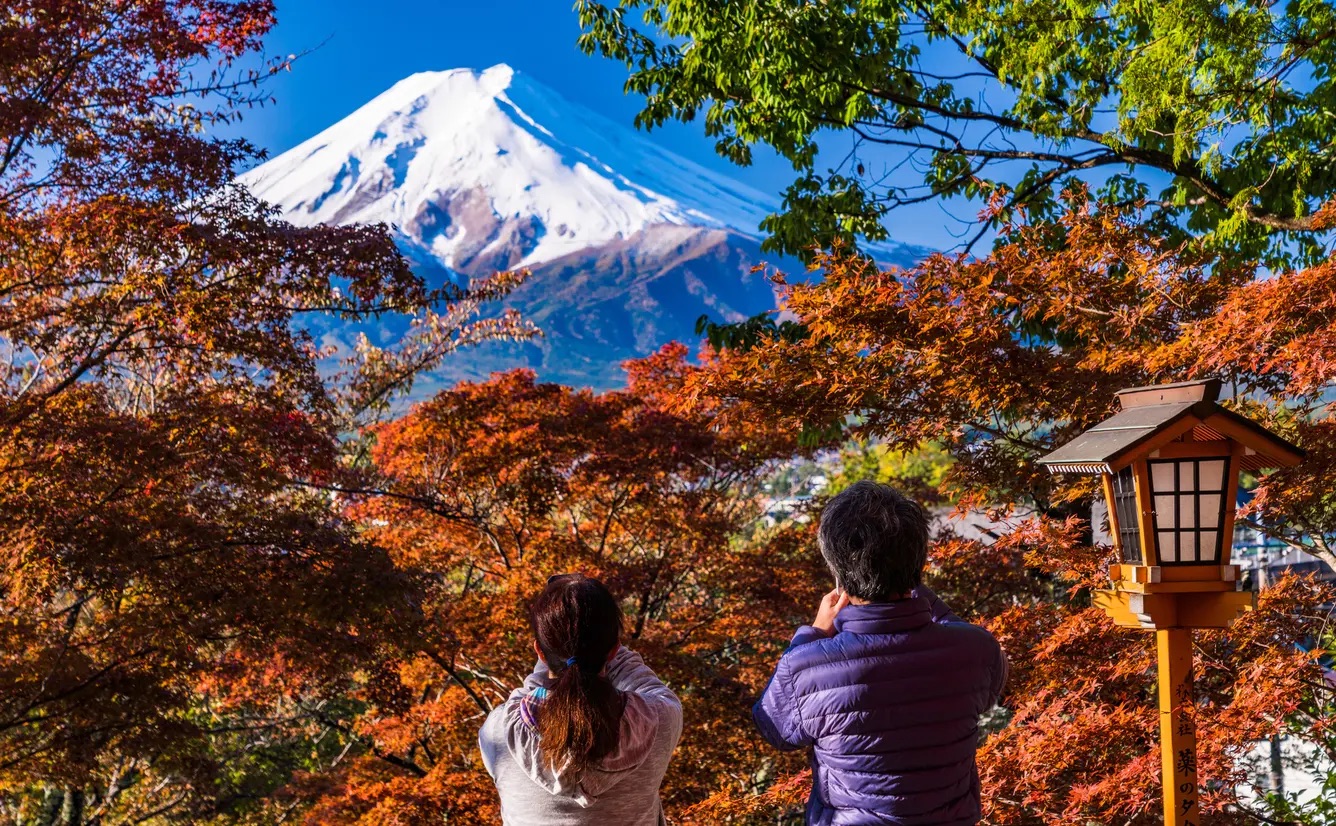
240, 64, 925, 389
459, 226, 785, 389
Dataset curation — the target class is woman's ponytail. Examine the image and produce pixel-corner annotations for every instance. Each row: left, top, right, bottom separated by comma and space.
537, 658, 622, 775
531, 575, 625, 776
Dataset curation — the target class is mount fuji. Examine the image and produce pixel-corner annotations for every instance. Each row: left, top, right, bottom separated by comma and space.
241, 64, 925, 389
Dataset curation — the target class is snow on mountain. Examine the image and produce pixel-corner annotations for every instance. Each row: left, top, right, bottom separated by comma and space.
240, 63, 926, 389
240, 63, 781, 272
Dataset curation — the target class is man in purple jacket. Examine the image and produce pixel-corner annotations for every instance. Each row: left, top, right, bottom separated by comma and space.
754, 481, 1008, 825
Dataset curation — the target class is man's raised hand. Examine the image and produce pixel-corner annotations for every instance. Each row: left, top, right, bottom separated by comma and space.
813, 588, 851, 636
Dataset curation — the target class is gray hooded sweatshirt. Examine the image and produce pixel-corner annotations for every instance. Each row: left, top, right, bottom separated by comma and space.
479, 647, 683, 826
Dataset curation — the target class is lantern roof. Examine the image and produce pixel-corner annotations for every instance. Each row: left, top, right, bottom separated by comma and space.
1039, 379, 1305, 475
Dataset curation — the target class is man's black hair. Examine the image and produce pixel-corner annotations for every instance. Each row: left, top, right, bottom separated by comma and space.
817, 480, 930, 601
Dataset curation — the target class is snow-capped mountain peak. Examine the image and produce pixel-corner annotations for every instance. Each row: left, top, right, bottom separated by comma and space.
240, 63, 778, 272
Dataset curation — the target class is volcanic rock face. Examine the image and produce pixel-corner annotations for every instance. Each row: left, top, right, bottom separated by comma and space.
241, 63, 924, 389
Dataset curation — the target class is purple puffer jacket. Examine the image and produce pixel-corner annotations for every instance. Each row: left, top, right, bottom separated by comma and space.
754, 586, 1006, 826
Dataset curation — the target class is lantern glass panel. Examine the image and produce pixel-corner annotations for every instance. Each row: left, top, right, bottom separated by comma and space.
1155, 495, 1176, 528
1200, 493, 1221, 524
1199, 459, 1226, 490
1151, 463, 1176, 493
1147, 457, 1231, 565
1110, 467, 1143, 564
1159, 531, 1177, 562
1178, 496, 1196, 529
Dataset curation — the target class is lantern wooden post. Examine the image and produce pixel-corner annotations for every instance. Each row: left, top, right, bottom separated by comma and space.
1039, 379, 1305, 825
1158, 628, 1198, 826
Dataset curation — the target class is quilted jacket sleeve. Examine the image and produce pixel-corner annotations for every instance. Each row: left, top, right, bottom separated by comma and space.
915, 583, 964, 624
752, 625, 827, 751
990, 641, 1010, 704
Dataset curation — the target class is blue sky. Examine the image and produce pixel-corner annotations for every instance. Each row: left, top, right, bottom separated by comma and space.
235, 0, 961, 251
245, 1, 652, 157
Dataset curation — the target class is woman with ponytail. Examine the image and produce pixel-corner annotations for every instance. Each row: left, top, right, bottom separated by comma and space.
479, 574, 683, 825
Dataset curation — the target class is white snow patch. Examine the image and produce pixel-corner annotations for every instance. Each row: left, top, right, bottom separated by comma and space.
239, 64, 782, 271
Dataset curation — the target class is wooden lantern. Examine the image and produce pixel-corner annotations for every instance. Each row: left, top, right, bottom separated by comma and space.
1040, 378, 1303, 629
1039, 378, 1305, 826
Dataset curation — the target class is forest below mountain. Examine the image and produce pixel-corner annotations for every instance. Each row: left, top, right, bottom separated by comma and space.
3, 1, 1336, 824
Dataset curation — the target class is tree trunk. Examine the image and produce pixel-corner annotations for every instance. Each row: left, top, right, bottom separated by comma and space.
1269, 734, 1285, 798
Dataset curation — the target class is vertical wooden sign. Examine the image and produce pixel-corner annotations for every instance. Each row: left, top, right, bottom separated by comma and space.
1157, 628, 1198, 826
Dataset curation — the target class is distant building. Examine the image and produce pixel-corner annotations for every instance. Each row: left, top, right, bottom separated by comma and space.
928, 506, 1037, 543
761, 496, 814, 526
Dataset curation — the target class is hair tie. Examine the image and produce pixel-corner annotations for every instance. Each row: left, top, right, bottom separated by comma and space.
564, 656, 578, 667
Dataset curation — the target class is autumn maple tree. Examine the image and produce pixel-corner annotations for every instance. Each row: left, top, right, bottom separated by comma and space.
277, 347, 813, 823
573, 6, 1336, 819
5, 2, 1336, 825
656, 191, 1336, 824
0, 1, 530, 821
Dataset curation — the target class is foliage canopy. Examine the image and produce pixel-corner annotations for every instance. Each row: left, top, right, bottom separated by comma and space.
0, 1, 531, 819
4, 1, 1336, 824
578, 0, 1336, 266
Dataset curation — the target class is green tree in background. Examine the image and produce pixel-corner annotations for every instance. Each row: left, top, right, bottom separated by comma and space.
828, 440, 957, 505
578, 0, 1336, 267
